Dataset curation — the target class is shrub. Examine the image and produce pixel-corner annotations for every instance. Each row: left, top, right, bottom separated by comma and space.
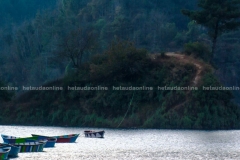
160, 51, 166, 58
184, 42, 211, 62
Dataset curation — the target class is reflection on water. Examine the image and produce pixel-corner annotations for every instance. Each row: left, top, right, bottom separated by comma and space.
0, 125, 240, 159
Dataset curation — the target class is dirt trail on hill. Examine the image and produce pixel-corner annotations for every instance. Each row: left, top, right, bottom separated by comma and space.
165, 52, 203, 86
150, 52, 210, 110
150, 52, 205, 87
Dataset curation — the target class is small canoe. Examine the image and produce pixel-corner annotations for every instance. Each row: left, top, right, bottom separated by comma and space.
1, 134, 37, 143
1, 134, 56, 148
0, 143, 20, 158
0, 147, 11, 160
31, 136, 56, 147
84, 130, 105, 138
31, 134, 79, 143
9, 140, 47, 152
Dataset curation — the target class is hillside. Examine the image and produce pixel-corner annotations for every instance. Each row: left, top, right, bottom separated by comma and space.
0, 0, 240, 107
1, 44, 239, 129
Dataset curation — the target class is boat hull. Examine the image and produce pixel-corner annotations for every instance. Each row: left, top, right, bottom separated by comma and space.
0, 147, 11, 160
10, 141, 47, 152
29, 137, 56, 147
0, 144, 20, 158
84, 131, 105, 138
31, 134, 79, 143
44, 140, 56, 147
1, 134, 56, 148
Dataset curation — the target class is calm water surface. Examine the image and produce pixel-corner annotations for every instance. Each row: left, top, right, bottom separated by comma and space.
0, 125, 240, 160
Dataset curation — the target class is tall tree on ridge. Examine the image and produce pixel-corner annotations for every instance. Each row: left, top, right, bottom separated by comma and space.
181, 0, 240, 63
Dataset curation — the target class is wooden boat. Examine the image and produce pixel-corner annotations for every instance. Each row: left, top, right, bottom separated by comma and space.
31, 134, 79, 143
84, 130, 105, 138
1, 134, 56, 148
31, 136, 56, 147
9, 140, 47, 152
0, 147, 11, 160
0, 143, 20, 158
1, 134, 36, 143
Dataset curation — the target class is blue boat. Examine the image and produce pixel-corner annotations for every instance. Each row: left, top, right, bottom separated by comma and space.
0, 147, 11, 160
31, 134, 79, 143
0, 143, 20, 158
9, 140, 47, 152
1, 134, 56, 148
30, 136, 56, 147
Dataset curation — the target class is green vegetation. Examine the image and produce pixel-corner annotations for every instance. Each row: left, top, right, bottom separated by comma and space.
1, 42, 240, 129
0, 0, 240, 129
184, 42, 211, 62
0, 81, 13, 102
182, 0, 240, 62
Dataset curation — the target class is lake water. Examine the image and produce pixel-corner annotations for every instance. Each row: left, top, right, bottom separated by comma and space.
0, 125, 240, 160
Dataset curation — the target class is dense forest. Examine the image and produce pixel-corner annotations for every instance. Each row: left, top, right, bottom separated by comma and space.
0, 0, 240, 129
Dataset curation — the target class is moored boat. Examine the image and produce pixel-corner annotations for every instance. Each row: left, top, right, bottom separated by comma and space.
1, 134, 56, 148
9, 140, 47, 152
31, 136, 56, 147
0, 147, 11, 160
0, 143, 20, 158
1, 134, 38, 143
31, 134, 79, 143
84, 130, 105, 138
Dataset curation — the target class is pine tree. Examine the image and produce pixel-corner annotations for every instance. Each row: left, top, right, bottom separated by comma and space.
182, 0, 240, 63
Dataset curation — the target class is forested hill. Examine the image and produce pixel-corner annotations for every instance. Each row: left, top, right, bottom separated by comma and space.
0, 0, 240, 129
0, 0, 198, 87
1, 45, 240, 129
